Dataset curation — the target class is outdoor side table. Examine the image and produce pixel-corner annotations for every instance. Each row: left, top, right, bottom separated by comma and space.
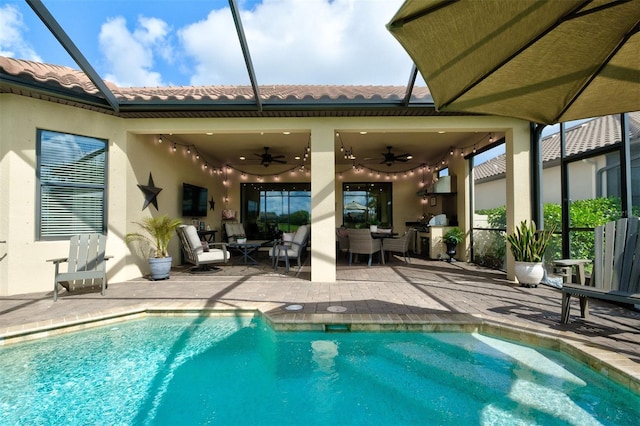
197, 229, 217, 242
553, 259, 591, 285
228, 240, 269, 264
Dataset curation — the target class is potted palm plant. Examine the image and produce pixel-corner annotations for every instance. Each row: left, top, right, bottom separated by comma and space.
506, 220, 555, 287
125, 215, 182, 280
443, 227, 464, 262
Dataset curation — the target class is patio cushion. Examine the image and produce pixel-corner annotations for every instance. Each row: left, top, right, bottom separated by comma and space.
184, 225, 204, 255
225, 222, 246, 238
282, 232, 295, 246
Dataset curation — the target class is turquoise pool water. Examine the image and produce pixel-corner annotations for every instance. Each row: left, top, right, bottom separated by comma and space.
1, 316, 638, 425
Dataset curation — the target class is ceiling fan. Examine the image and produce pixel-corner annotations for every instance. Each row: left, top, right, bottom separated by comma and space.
381, 146, 412, 166
255, 146, 286, 167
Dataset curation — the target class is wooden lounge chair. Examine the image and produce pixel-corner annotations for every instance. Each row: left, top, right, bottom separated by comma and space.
382, 229, 413, 263
177, 225, 231, 272
348, 228, 384, 267
560, 217, 640, 324
47, 233, 111, 301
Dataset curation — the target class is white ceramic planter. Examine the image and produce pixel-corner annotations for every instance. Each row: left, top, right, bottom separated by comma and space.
514, 261, 544, 286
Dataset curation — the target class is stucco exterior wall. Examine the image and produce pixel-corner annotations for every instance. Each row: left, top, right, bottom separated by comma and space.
0, 95, 126, 295
475, 179, 506, 211
1, 93, 531, 295
475, 156, 607, 211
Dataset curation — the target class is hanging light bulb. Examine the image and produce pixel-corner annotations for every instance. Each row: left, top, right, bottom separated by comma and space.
489, 133, 494, 142
450, 147, 454, 156
158, 136, 163, 143
187, 147, 191, 154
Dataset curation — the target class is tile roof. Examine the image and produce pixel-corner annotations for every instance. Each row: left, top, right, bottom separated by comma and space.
474, 112, 640, 182
0, 56, 438, 115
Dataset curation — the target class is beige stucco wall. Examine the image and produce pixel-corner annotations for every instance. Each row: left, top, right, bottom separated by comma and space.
475, 156, 608, 210
0, 95, 128, 295
1, 93, 531, 295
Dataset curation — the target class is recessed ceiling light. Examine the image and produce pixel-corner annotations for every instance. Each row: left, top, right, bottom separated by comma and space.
239, 156, 246, 160
359, 131, 367, 135
283, 131, 291, 135
294, 156, 301, 160
206, 132, 213, 135
438, 131, 446, 134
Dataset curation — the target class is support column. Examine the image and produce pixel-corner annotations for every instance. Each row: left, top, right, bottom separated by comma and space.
505, 123, 532, 282
310, 124, 336, 282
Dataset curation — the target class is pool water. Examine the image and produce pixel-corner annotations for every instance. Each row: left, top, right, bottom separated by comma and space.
1, 316, 638, 425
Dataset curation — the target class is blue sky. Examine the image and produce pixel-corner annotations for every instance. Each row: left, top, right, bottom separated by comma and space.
0, 0, 415, 87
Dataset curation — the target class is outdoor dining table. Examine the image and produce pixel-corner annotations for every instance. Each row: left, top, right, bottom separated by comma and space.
371, 232, 398, 239
227, 240, 270, 265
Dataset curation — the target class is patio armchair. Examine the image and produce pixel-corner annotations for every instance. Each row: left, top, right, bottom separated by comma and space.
336, 227, 349, 259
224, 222, 246, 242
177, 225, 230, 272
269, 225, 310, 273
47, 233, 112, 301
348, 228, 384, 267
382, 229, 413, 263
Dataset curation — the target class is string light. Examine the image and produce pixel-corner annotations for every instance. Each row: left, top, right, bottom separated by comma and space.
155, 131, 498, 200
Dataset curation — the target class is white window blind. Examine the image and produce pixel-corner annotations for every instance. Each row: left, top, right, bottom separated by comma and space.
37, 130, 107, 238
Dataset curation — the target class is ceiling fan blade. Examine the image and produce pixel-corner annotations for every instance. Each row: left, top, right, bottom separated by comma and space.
271, 154, 285, 159
272, 159, 287, 164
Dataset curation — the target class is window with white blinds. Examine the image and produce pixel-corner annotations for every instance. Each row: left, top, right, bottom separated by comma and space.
37, 130, 107, 239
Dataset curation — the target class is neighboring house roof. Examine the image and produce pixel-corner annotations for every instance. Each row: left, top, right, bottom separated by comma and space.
0, 56, 451, 119
474, 111, 640, 182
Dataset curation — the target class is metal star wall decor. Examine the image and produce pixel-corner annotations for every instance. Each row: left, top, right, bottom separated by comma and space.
209, 197, 215, 211
137, 172, 162, 210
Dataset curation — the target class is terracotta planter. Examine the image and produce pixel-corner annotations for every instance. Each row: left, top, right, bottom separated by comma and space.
149, 256, 172, 280
514, 261, 544, 287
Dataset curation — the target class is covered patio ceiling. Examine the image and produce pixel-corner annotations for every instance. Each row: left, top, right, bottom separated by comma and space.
164, 129, 502, 174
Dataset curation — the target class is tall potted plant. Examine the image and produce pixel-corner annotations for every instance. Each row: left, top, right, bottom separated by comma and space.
125, 215, 182, 280
506, 220, 555, 287
443, 227, 464, 262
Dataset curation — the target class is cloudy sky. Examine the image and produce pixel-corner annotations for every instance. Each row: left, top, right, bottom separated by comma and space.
0, 0, 421, 88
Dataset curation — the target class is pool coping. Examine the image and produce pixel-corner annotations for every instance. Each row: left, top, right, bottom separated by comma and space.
1, 303, 639, 395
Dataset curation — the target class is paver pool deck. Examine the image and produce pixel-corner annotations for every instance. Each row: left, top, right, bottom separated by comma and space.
1, 256, 639, 392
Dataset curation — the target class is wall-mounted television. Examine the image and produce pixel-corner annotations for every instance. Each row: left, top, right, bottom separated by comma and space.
182, 183, 208, 217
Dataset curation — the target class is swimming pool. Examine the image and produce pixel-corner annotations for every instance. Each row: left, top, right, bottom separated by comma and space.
1, 315, 638, 425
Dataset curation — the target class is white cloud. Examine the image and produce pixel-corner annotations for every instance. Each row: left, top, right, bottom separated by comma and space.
0, 4, 42, 61
179, 0, 411, 86
98, 15, 171, 87
178, 8, 246, 86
